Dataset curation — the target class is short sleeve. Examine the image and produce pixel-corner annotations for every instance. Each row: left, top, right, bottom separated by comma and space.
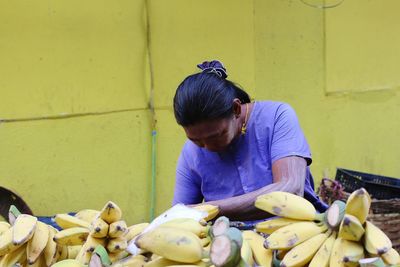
271, 104, 312, 165
172, 150, 203, 205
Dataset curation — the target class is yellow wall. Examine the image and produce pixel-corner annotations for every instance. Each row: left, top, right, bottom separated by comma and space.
1, 0, 399, 222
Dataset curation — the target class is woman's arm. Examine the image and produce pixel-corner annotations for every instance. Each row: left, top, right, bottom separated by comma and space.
198, 156, 307, 221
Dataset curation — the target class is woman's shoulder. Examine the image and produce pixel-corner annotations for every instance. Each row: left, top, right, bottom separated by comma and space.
253, 101, 294, 120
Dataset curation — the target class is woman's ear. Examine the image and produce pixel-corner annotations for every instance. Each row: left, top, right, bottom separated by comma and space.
232, 98, 242, 118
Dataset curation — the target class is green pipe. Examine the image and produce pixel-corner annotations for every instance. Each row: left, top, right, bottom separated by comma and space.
150, 129, 157, 221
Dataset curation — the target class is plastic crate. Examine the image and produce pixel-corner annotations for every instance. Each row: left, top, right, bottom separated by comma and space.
335, 168, 400, 200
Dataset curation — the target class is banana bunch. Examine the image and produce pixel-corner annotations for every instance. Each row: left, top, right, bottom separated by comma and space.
0, 207, 83, 267
254, 189, 400, 267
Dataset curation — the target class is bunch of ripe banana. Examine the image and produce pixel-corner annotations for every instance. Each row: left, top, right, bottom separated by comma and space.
254, 189, 400, 267
0, 208, 68, 266
53, 200, 152, 265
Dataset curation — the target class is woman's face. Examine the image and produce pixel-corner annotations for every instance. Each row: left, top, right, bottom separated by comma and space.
183, 116, 240, 152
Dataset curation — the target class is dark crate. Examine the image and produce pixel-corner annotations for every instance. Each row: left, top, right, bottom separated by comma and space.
335, 168, 400, 200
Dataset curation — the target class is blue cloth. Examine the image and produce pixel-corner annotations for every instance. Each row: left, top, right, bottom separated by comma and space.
173, 101, 328, 213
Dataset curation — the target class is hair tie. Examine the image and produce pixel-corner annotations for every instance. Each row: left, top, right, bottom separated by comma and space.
197, 60, 228, 79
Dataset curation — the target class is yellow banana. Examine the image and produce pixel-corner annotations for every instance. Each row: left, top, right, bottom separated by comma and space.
83, 234, 106, 253
0, 227, 21, 256
338, 214, 365, 242
44, 225, 59, 266
144, 257, 207, 267
381, 248, 400, 266
54, 227, 90, 246
242, 230, 272, 267
0, 243, 27, 267
280, 232, 329, 267
136, 226, 206, 263
264, 221, 328, 250
90, 217, 109, 238
12, 214, 38, 245
160, 218, 209, 238
52, 259, 87, 267
308, 232, 336, 267
27, 221, 49, 264
255, 192, 324, 221
0, 221, 10, 235
58, 244, 69, 261
108, 220, 128, 238
67, 245, 83, 259
255, 217, 300, 235
364, 221, 392, 255
109, 250, 130, 263
107, 237, 128, 253
74, 209, 100, 224
29, 254, 46, 267
111, 254, 147, 267
55, 213, 91, 229
345, 188, 371, 224
99, 201, 122, 224
329, 237, 344, 267
240, 238, 254, 267
75, 242, 92, 265
341, 239, 364, 266
125, 223, 149, 241
192, 204, 219, 221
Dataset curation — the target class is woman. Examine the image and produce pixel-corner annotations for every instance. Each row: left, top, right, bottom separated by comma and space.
172, 60, 327, 221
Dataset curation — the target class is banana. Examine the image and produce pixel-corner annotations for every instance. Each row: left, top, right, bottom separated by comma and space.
125, 223, 149, 242
90, 217, 109, 238
58, 244, 69, 261
160, 218, 209, 238
109, 250, 130, 263
8, 205, 21, 226
54, 227, 90, 246
280, 232, 329, 267
67, 245, 83, 259
255, 217, 300, 235
341, 239, 364, 266
329, 237, 344, 267
99, 201, 122, 224
330, 237, 364, 267
83, 234, 106, 253
12, 214, 38, 245
192, 204, 219, 221
145, 257, 191, 267
29, 254, 46, 267
264, 221, 328, 250
240, 238, 254, 267
75, 209, 100, 224
27, 221, 50, 264
55, 213, 91, 229
308, 232, 336, 267
0, 227, 21, 256
136, 226, 206, 263
111, 255, 147, 267
91, 245, 112, 267
345, 188, 371, 224
338, 214, 365, 242
108, 220, 128, 238
242, 230, 272, 267
255, 192, 324, 221
107, 237, 128, 253
0, 243, 27, 266
381, 248, 400, 265
52, 259, 87, 267
0, 221, 11, 235
364, 221, 392, 255
75, 242, 92, 265
199, 236, 211, 247
44, 225, 59, 266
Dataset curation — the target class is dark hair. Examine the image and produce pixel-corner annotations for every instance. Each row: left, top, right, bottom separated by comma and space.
173, 62, 251, 126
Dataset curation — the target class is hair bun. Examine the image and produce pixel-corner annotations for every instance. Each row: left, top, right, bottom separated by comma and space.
197, 60, 228, 79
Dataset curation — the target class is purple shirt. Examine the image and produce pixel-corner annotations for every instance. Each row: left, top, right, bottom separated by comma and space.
173, 101, 328, 212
